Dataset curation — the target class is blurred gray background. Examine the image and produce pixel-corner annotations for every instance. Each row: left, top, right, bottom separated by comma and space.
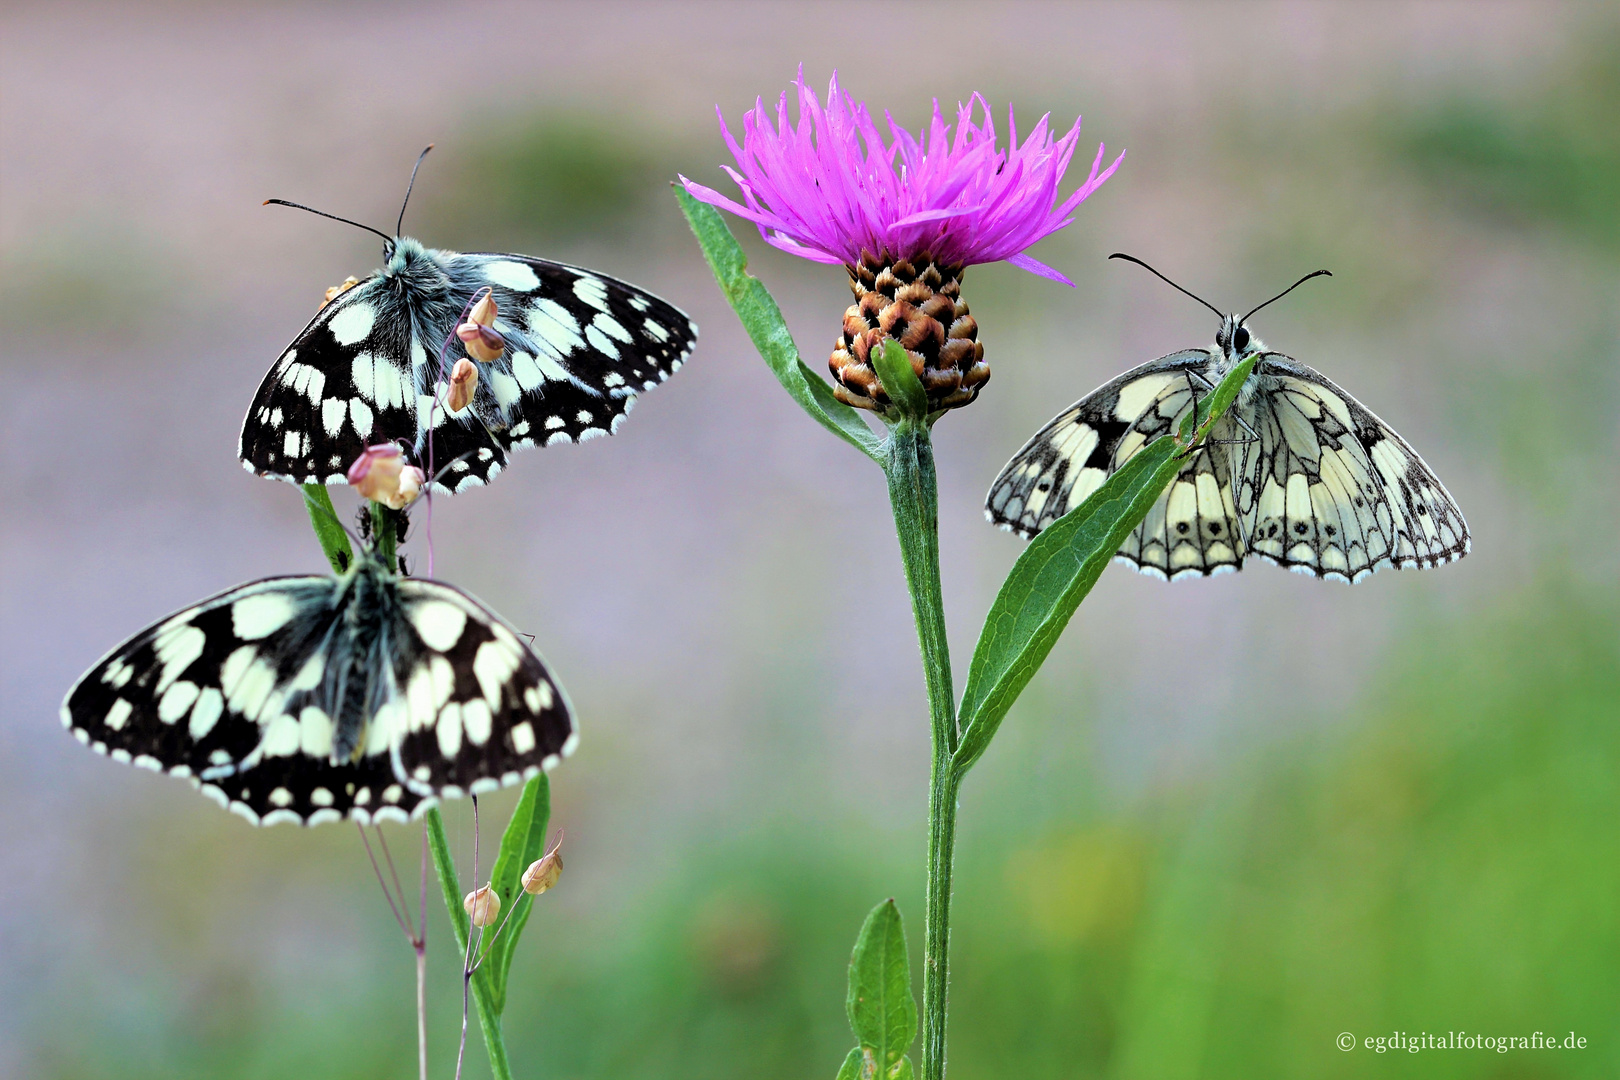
3, 3, 1617, 1078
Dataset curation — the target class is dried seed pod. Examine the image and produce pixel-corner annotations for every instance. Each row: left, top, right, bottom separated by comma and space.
319, 276, 361, 311
446, 358, 478, 412
456, 321, 505, 363
521, 842, 563, 896
467, 291, 498, 327
464, 885, 501, 927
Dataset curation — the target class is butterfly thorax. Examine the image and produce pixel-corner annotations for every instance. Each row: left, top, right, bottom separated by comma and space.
379, 236, 460, 344
325, 551, 401, 764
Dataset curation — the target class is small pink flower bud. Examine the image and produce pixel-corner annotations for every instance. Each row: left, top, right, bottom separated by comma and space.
464, 885, 500, 927
319, 275, 361, 311
456, 321, 505, 363
468, 292, 498, 327
520, 840, 563, 896
446, 358, 478, 412
347, 444, 423, 509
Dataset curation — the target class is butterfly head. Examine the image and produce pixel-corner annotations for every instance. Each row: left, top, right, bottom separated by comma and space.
383, 235, 426, 274
1215, 315, 1259, 360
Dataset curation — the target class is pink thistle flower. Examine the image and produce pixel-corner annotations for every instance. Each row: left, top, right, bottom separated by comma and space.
680, 70, 1123, 414
680, 70, 1122, 287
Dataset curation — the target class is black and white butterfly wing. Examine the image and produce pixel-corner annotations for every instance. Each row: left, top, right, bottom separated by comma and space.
987, 349, 1249, 579
385, 577, 575, 799
62, 569, 576, 825
240, 245, 697, 493
241, 278, 414, 487
1236, 354, 1470, 581
61, 575, 404, 825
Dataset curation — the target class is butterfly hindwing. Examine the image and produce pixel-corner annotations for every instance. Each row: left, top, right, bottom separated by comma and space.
386, 578, 575, 797
1238, 355, 1470, 580
240, 243, 697, 493
62, 560, 577, 826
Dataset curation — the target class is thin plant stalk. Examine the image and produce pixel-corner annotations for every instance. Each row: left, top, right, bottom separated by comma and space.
883, 418, 958, 1080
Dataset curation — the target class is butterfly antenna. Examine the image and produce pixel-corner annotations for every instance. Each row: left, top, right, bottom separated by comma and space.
397, 144, 434, 237
1243, 270, 1332, 323
1109, 253, 1225, 320
263, 199, 393, 244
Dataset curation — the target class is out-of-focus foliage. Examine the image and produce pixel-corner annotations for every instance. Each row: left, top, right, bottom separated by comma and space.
1395, 35, 1620, 249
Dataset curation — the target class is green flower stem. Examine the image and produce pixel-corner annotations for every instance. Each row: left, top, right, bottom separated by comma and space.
427, 806, 514, 1080
883, 419, 959, 1080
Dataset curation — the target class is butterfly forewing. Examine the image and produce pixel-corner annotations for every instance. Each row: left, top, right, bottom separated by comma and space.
240, 243, 697, 492
241, 280, 411, 487
62, 561, 576, 825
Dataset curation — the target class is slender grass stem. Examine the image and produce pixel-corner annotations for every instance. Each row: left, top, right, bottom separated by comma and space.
883, 420, 959, 1080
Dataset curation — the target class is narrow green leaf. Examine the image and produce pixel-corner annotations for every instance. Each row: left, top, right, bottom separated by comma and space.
954, 357, 1257, 776
675, 187, 883, 462
301, 484, 352, 573
835, 1047, 865, 1080
482, 775, 551, 1013
871, 339, 927, 421
426, 807, 515, 1080
846, 899, 917, 1071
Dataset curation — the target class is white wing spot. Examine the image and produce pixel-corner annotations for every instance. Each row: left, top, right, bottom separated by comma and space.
310, 787, 334, 807
511, 721, 536, 755
104, 698, 133, 731
483, 260, 541, 291
573, 275, 611, 312
269, 787, 293, 808
462, 698, 493, 747
190, 688, 224, 739
328, 302, 376, 346
157, 681, 200, 724
232, 591, 296, 640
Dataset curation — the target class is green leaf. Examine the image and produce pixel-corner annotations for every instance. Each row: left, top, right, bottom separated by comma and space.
953, 357, 1257, 777
426, 807, 515, 1080
481, 775, 551, 1013
301, 484, 352, 573
675, 187, 883, 462
871, 338, 927, 422
846, 899, 917, 1072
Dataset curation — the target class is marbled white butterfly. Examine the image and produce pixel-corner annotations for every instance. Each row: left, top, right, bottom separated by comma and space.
61, 538, 574, 826
240, 148, 698, 492
986, 256, 1470, 583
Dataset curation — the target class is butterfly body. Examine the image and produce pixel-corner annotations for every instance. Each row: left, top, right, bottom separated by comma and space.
987, 313, 1470, 583
240, 235, 697, 492
62, 546, 575, 826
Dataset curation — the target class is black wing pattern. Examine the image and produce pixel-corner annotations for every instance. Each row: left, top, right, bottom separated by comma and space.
240, 245, 698, 492
62, 568, 575, 826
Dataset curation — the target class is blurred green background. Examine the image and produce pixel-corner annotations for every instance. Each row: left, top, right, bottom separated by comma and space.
2, 3, 1617, 1078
